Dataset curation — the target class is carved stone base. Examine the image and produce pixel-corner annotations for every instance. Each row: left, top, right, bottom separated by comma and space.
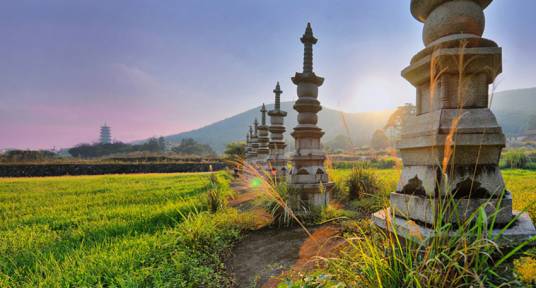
372, 207, 536, 247
390, 191, 512, 225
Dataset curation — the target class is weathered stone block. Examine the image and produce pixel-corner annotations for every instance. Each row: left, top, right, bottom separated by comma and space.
397, 164, 506, 197
390, 191, 512, 225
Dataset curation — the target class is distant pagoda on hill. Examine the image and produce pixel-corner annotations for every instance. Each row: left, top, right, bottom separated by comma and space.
100, 123, 112, 144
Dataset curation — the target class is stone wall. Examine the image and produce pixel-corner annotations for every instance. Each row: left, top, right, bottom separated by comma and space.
0, 163, 226, 177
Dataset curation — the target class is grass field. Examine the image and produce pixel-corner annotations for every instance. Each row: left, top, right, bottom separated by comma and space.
0, 172, 252, 287
0, 169, 534, 287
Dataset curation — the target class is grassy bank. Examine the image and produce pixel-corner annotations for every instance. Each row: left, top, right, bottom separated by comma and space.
285, 168, 536, 287
0, 172, 253, 287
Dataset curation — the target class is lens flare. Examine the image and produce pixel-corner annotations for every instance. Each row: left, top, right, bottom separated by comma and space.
250, 177, 262, 188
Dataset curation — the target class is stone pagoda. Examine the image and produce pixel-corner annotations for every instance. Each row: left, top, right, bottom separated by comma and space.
100, 123, 112, 144
373, 0, 535, 244
249, 121, 259, 164
288, 23, 332, 208
267, 82, 288, 177
256, 104, 270, 167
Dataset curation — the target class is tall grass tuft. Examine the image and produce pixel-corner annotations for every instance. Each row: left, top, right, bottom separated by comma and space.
312, 196, 535, 287
263, 181, 295, 227
234, 159, 313, 232
346, 165, 380, 201
206, 173, 228, 213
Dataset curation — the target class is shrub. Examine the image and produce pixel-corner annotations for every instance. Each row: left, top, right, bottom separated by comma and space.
346, 166, 379, 200
223, 141, 246, 160
375, 157, 400, 169
332, 158, 399, 170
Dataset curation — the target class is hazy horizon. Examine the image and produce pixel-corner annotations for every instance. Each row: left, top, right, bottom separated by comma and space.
1, 1, 536, 150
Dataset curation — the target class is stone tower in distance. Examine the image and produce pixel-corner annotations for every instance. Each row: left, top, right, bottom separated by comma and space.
100, 123, 111, 144
288, 23, 332, 208
268, 82, 288, 176
373, 0, 535, 244
256, 104, 270, 167
245, 125, 257, 163
250, 120, 259, 163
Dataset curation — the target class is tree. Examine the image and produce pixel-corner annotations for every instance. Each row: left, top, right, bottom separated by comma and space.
158, 137, 167, 151
1, 150, 57, 162
224, 141, 246, 160
371, 129, 390, 150
68, 142, 131, 158
172, 138, 216, 157
68, 137, 168, 159
325, 134, 353, 153
384, 103, 416, 143
139, 137, 160, 152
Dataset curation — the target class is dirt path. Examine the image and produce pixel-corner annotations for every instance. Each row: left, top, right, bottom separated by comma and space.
226, 224, 344, 288
227, 226, 310, 287
226, 180, 345, 287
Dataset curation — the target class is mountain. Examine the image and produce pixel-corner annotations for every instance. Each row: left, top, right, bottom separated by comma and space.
163, 101, 391, 153
157, 87, 536, 153
491, 87, 536, 136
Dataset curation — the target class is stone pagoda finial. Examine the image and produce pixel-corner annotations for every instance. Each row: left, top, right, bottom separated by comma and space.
301, 22, 317, 74
273, 82, 282, 111
261, 103, 267, 125
254, 118, 258, 136
292, 23, 324, 86
249, 125, 253, 137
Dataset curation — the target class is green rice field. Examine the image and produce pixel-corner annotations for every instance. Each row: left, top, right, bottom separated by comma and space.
0, 172, 250, 287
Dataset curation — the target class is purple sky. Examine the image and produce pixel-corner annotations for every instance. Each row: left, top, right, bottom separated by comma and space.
1, 0, 535, 150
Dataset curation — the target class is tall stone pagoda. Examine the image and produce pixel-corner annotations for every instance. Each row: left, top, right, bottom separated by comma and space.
249, 122, 259, 164
373, 0, 535, 244
256, 104, 270, 166
288, 23, 332, 208
100, 123, 111, 144
268, 82, 288, 177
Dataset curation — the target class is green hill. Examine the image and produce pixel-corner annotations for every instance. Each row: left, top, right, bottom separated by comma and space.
491, 87, 536, 136
163, 102, 391, 153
